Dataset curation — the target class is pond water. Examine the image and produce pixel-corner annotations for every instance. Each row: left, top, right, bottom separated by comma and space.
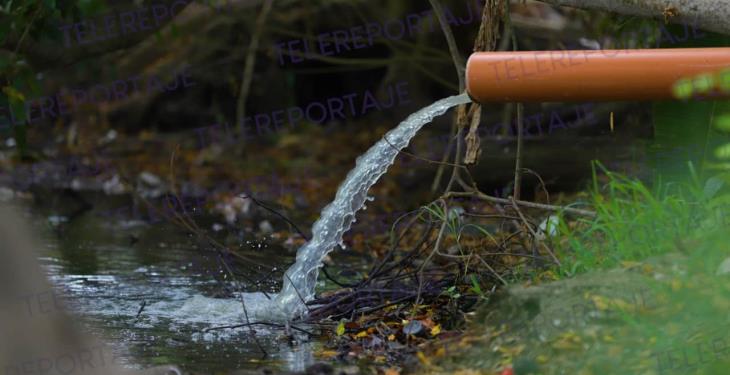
30, 202, 349, 374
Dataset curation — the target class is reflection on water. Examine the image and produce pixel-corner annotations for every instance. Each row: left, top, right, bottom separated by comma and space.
35, 208, 319, 374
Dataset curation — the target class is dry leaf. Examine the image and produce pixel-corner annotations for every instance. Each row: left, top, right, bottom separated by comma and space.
318, 350, 339, 358
417, 351, 431, 366
336, 320, 345, 336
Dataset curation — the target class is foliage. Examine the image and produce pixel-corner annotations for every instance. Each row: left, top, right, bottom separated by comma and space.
554, 160, 729, 278
1, 0, 105, 154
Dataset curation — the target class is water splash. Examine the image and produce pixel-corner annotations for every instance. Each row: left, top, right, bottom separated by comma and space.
271, 93, 472, 319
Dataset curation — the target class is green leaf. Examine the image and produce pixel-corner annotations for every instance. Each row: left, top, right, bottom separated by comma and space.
469, 274, 482, 295
715, 115, 730, 133
651, 100, 730, 182
13, 122, 28, 159
703, 176, 725, 199
8, 95, 26, 125
692, 74, 715, 95
714, 143, 730, 160
170, 23, 180, 39
77, 0, 106, 16
335, 320, 345, 336
0, 21, 10, 41
720, 68, 730, 93
671, 79, 693, 100
2, 86, 25, 102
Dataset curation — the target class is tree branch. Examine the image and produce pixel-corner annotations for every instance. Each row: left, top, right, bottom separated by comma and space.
538, 0, 730, 35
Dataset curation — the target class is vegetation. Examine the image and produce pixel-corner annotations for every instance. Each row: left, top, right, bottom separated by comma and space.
1, 0, 729, 374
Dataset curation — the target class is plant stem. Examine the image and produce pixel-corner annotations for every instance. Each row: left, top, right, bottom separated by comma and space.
236, 0, 274, 134
428, 0, 466, 92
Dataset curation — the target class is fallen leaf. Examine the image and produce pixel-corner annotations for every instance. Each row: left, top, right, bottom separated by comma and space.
317, 350, 338, 358
671, 279, 682, 291
590, 295, 609, 311
552, 331, 582, 350
420, 318, 435, 329
336, 320, 345, 336
2, 86, 25, 102
430, 324, 442, 336
403, 320, 424, 335
416, 351, 431, 366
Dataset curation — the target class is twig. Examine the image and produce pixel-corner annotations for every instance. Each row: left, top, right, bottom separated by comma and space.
430, 124, 457, 193
499, 230, 526, 249
382, 225, 436, 288
444, 126, 465, 194
321, 265, 357, 288
380, 223, 436, 289
510, 197, 561, 267
236, 0, 275, 130
522, 168, 551, 205
284, 271, 312, 317
513, 103, 525, 200
205, 322, 314, 336
239, 193, 309, 241
428, 0, 466, 92
483, 252, 550, 261
460, 212, 521, 221
326, 295, 417, 320
476, 255, 508, 285
222, 250, 269, 358
364, 208, 424, 285
509, 196, 542, 267
444, 191, 597, 218
13, 5, 42, 54
134, 300, 147, 322
383, 135, 463, 169
414, 200, 448, 315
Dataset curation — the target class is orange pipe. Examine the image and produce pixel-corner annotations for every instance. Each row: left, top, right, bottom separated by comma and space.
465, 47, 730, 102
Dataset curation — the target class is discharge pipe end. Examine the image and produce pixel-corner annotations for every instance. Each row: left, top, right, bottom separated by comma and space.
465, 48, 730, 103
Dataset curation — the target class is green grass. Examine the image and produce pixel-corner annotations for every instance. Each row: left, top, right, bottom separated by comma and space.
515, 164, 730, 374
553, 161, 729, 278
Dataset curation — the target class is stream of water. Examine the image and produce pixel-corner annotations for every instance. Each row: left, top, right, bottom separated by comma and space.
269, 93, 472, 319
